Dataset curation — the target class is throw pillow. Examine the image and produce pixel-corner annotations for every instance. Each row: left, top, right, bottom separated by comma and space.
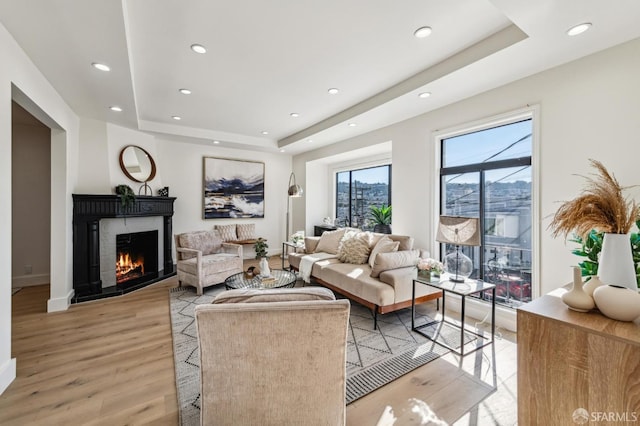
337, 232, 371, 264
368, 236, 399, 268
216, 224, 237, 242
370, 249, 420, 278
315, 228, 347, 254
236, 223, 256, 241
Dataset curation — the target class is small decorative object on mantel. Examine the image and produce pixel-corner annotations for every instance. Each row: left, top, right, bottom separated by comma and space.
562, 266, 595, 312
549, 159, 640, 292
416, 258, 443, 282
157, 186, 169, 197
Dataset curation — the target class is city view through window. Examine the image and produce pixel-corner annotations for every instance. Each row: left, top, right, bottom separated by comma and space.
336, 165, 391, 230
441, 118, 533, 307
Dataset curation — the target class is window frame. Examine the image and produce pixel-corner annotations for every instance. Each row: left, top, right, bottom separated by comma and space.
335, 164, 392, 229
433, 106, 541, 302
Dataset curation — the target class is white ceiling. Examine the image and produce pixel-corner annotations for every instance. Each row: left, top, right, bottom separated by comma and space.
1, 0, 639, 155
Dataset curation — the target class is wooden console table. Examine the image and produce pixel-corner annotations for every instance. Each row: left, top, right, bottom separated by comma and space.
517, 293, 640, 425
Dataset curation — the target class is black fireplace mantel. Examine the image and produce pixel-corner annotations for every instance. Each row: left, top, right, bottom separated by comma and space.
72, 194, 176, 301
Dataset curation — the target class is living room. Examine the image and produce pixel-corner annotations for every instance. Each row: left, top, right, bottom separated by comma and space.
2, 1, 640, 424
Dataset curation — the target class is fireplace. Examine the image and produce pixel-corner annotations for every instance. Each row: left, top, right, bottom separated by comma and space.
72, 194, 176, 303
116, 230, 158, 288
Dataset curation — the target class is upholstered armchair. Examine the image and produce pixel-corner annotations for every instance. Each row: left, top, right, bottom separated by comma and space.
194, 287, 350, 425
174, 230, 243, 295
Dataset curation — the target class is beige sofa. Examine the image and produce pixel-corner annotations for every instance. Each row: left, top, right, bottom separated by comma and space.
288, 228, 441, 329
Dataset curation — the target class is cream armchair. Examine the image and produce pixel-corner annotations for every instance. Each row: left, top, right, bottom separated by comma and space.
174, 230, 243, 295
194, 287, 350, 425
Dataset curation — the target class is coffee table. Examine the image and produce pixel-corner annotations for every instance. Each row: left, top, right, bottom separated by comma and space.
224, 269, 297, 290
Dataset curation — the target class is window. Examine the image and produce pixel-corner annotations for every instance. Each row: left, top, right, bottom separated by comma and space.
336, 165, 391, 230
440, 118, 532, 307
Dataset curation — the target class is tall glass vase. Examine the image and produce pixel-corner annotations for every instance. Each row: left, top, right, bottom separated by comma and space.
598, 233, 637, 291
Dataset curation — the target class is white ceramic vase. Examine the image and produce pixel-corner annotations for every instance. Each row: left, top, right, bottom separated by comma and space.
259, 257, 271, 277
598, 233, 637, 291
562, 266, 595, 312
593, 284, 640, 321
583, 275, 604, 298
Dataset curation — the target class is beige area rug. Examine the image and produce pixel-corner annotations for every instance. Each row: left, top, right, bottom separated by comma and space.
169, 285, 471, 426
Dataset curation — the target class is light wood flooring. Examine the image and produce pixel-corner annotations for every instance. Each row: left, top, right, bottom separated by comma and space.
2, 257, 517, 425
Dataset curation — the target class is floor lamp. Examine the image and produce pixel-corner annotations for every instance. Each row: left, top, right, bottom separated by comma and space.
436, 216, 480, 283
286, 172, 303, 242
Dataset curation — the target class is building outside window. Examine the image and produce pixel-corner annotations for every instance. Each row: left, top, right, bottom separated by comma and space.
336, 165, 391, 230
440, 117, 533, 307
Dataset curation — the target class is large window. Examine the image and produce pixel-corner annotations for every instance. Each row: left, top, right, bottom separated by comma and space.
440, 118, 532, 307
336, 165, 391, 230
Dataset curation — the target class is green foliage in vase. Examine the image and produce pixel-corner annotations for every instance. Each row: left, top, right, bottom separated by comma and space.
254, 237, 269, 259
571, 219, 640, 287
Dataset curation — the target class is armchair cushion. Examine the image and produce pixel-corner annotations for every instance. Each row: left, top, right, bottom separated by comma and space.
178, 230, 222, 258
178, 253, 241, 276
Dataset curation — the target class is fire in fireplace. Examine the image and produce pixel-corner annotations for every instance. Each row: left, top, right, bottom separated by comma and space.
116, 230, 159, 288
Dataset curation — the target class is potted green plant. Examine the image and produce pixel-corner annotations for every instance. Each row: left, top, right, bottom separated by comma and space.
254, 237, 270, 277
115, 184, 135, 209
370, 204, 392, 234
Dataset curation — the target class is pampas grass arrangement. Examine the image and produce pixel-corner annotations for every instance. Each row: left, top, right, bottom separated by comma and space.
549, 159, 639, 240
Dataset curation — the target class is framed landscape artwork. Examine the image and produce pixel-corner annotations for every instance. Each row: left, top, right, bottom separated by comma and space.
203, 157, 265, 219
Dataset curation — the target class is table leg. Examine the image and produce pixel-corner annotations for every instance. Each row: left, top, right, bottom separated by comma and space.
460, 295, 466, 357
411, 279, 416, 329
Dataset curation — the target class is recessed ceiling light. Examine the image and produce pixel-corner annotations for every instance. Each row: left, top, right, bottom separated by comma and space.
172, 116, 181, 120
290, 113, 299, 118
414, 26, 432, 38
261, 131, 269, 135
328, 88, 339, 95
418, 92, 431, 99
280, 149, 286, 153
91, 62, 110, 72
308, 139, 313, 143
567, 23, 592, 36
212, 140, 220, 144
348, 123, 357, 127
179, 88, 192, 95
109, 106, 122, 112
190, 44, 207, 53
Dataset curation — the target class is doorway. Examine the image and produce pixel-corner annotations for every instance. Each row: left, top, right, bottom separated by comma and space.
11, 101, 51, 312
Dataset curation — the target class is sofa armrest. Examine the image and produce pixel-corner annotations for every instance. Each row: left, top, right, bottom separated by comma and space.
221, 242, 243, 258
304, 237, 320, 253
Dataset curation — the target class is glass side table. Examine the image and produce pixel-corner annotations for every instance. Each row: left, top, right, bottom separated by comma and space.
411, 276, 496, 356
281, 241, 304, 269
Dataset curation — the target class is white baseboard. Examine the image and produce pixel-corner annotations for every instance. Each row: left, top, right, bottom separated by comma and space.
0, 358, 16, 395
47, 288, 74, 312
12, 273, 50, 287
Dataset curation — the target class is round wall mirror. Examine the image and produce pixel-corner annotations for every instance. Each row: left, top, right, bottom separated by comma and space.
119, 145, 156, 183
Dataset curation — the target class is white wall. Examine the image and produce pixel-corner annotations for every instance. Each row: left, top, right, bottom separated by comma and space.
294, 37, 640, 299
0, 21, 80, 394
75, 122, 293, 259
11, 122, 51, 287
